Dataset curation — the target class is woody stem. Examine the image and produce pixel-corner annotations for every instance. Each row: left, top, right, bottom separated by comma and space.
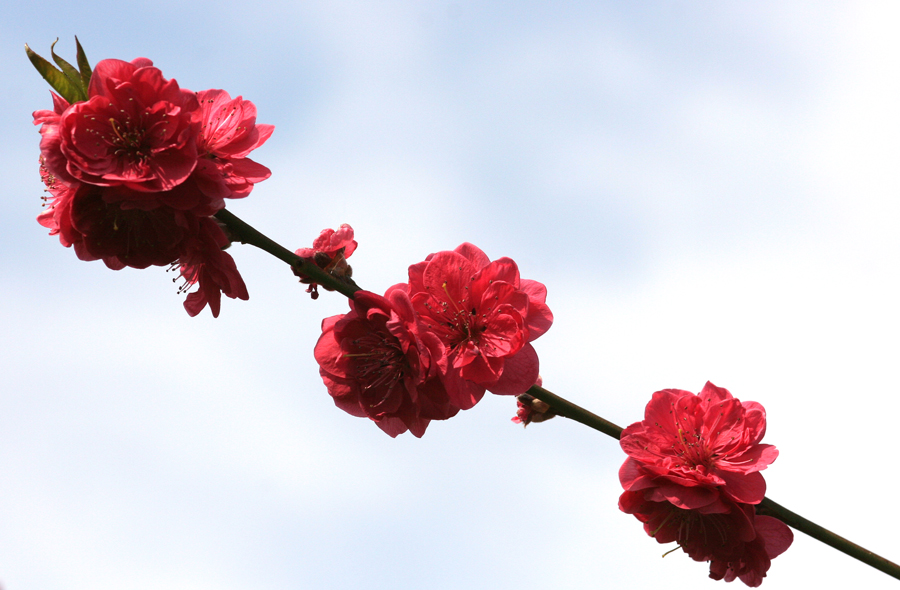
216, 206, 900, 581
214, 208, 359, 299
523, 385, 900, 582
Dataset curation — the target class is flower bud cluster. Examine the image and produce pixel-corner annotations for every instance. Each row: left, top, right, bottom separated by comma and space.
33, 54, 273, 316
618, 382, 793, 587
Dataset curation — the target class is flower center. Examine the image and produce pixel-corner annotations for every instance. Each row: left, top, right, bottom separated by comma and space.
421, 281, 488, 352
108, 117, 152, 164
670, 402, 716, 470
346, 333, 406, 392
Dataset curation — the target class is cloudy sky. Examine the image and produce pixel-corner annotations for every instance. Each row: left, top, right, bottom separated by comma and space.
1, 2, 898, 589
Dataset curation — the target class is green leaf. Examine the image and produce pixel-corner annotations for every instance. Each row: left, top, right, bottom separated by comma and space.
50, 39, 88, 102
25, 41, 82, 104
74, 36, 92, 91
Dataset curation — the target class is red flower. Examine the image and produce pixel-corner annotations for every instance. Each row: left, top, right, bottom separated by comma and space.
407, 243, 553, 410
52, 58, 201, 194
191, 89, 274, 200
619, 382, 779, 509
618, 383, 790, 586
619, 492, 792, 587
314, 286, 456, 437
511, 386, 557, 427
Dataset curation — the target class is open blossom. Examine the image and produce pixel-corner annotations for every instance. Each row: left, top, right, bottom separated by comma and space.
407, 243, 553, 410
191, 89, 274, 201
53, 58, 201, 194
619, 382, 790, 586
314, 286, 457, 437
619, 382, 779, 509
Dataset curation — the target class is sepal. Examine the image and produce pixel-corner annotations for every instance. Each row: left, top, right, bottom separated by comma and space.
25, 37, 92, 104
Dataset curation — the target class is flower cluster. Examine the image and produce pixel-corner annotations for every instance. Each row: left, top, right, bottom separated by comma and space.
618, 382, 792, 586
314, 241, 553, 437
33, 53, 273, 316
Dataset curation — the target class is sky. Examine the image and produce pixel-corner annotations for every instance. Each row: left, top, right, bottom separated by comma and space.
1, 1, 899, 589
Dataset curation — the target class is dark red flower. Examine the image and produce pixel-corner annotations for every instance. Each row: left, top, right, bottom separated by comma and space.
708, 514, 793, 587
36, 179, 248, 316
407, 243, 553, 410
37, 182, 192, 270
619, 491, 756, 561
619, 492, 792, 587
314, 286, 456, 437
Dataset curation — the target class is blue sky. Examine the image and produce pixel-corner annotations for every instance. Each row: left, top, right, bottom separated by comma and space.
1, 2, 899, 589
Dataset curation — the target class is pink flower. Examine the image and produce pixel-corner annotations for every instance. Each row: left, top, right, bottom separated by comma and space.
407, 243, 553, 410
619, 382, 779, 509
294, 224, 357, 299
191, 89, 274, 200
619, 492, 792, 587
37, 154, 77, 245
51, 58, 201, 194
33, 91, 71, 191
295, 224, 358, 259
314, 286, 456, 437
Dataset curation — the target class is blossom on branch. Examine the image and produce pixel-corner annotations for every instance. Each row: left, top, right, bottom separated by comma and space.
407, 243, 553, 410
511, 388, 557, 426
618, 382, 791, 586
